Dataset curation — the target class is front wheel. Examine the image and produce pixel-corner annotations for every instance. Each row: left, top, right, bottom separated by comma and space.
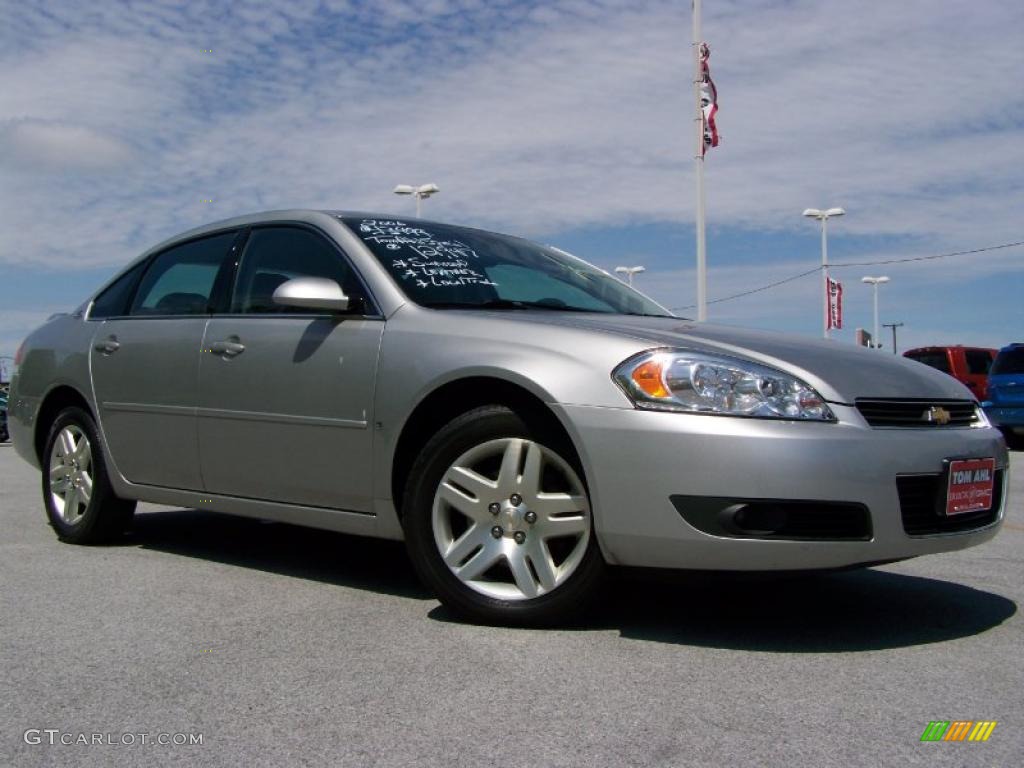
42, 407, 135, 543
402, 405, 605, 625
1000, 427, 1023, 451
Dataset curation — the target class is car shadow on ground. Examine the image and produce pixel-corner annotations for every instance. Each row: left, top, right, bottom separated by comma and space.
128, 508, 1015, 652
580, 567, 1017, 652
128, 508, 431, 601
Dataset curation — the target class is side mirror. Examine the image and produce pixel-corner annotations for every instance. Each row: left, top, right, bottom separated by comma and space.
272, 277, 350, 312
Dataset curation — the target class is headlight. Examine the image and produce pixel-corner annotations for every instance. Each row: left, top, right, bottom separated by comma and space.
612, 349, 835, 421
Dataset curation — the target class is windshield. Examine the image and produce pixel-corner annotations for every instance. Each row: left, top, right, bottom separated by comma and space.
991, 347, 1024, 375
342, 217, 671, 316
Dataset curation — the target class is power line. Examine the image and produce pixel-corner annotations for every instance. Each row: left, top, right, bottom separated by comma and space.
670, 239, 1023, 312
830, 240, 1024, 268
672, 266, 821, 311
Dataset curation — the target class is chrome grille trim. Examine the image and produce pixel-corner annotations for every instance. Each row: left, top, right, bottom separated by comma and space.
855, 399, 979, 428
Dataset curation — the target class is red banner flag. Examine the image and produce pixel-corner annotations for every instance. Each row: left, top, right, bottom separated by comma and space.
826, 276, 843, 330
699, 42, 719, 155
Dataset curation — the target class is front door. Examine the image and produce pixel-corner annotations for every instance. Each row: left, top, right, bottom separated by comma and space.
196, 225, 383, 513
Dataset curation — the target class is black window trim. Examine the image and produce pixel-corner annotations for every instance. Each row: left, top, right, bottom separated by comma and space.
218, 221, 383, 320
84, 259, 150, 321
85, 226, 243, 321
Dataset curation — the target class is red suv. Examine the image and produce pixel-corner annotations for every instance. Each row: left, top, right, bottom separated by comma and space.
903, 346, 997, 399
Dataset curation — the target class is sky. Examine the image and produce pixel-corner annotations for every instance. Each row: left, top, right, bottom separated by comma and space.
1, 0, 1022, 367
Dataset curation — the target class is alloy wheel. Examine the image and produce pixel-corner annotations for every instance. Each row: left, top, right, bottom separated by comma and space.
431, 437, 591, 601
48, 425, 93, 525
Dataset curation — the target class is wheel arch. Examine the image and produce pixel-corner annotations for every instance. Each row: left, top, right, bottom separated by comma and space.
34, 385, 95, 464
389, 376, 582, 517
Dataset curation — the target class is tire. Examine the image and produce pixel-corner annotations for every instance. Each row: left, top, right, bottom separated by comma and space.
402, 405, 606, 626
42, 406, 136, 544
1002, 428, 1023, 451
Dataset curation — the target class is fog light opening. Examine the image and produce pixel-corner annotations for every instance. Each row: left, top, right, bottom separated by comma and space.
725, 504, 789, 536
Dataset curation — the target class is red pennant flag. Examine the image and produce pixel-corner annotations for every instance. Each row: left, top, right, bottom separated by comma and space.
826, 276, 843, 330
699, 42, 719, 155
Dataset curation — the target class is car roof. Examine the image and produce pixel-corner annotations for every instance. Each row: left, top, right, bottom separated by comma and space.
904, 346, 996, 354
166, 209, 445, 240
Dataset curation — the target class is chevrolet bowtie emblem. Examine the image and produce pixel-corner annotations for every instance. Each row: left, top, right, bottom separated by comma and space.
924, 406, 952, 425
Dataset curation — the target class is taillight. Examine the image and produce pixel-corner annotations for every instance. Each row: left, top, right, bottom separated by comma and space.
14, 340, 26, 367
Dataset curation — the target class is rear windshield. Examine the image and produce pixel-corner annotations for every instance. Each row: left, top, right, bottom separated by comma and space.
906, 351, 951, 374
991, 347, 1024, 375
341, 217, 671, 317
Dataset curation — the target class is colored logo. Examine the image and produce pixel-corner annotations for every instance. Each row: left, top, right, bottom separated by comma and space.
924, 406, 952, 425
920, 721, 996, 742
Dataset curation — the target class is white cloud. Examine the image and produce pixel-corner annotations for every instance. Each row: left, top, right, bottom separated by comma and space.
0, 0, 1021, 346
0, 119, 134, 171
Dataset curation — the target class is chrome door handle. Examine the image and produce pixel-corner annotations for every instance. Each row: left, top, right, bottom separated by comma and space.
209, 340, 245, 357
94, 338, 120, 354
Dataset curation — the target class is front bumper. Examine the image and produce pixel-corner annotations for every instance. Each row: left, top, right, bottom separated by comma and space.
553, 403, 1008, 570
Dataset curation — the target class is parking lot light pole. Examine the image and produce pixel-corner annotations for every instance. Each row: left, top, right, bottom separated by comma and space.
393, 183, 440, 217
614, 266, 646, 287
861, 276, 890, 349
803, 207, 845, 339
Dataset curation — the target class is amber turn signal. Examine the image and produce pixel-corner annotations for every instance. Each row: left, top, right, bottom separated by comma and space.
631, 359, 669, 398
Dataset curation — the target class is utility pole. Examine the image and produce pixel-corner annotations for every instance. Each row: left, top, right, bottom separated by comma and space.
882, 322, 904, 355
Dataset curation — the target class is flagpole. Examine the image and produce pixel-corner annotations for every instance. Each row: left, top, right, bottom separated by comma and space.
692, 0, 707, 321
822, 215, 829, 339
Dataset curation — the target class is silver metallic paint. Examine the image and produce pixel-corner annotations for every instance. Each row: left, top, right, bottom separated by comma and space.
8, 209, 1009, 571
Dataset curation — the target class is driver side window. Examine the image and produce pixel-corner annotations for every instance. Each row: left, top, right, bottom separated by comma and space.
233, 227, 366, 314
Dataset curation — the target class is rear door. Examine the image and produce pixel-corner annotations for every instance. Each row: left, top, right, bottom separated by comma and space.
196, 225, 384, 512
90, 231, 239, 489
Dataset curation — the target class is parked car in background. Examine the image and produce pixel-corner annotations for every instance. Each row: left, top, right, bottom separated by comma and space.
0, 386, 9, 442
903, 346, 997, 400
5, 210, 1010, 625
984, 343, 1024, 449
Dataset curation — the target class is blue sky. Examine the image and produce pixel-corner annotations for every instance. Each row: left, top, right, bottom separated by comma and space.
1, 0, 1022, 363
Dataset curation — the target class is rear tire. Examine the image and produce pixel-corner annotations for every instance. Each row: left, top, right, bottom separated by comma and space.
402, 405, 605, 626
42, 407, 135, 544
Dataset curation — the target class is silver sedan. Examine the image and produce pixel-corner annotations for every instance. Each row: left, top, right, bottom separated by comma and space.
7, 210, 1009, 624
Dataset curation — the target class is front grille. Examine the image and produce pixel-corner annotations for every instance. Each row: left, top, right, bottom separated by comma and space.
856, 399, 979, 428
897, 471, 1003, 535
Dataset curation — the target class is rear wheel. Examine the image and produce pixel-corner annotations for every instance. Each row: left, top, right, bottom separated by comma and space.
403, 405, 605, 625
42, 407, 135, 543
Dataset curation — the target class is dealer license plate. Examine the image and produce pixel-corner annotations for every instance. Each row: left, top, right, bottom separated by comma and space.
945, 458, 996, 516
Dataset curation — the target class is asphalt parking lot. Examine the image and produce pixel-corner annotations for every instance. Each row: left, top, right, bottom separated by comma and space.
1, 443, 1021, 767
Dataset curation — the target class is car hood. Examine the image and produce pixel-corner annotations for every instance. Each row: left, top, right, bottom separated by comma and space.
508, 313, 974, 403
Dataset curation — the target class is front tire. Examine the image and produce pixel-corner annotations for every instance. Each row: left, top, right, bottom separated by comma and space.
403, 405, 605, 626
1000, 428, 1022, 451
42, 406, 135, 543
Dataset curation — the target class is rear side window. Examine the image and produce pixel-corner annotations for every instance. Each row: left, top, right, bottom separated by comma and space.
130, 233, 236, 316
992, 348, 1024, 375
89, 261, 148, 319
965, 350, 993, 375
906, 351, 951, 374
232, 227, 366, 314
